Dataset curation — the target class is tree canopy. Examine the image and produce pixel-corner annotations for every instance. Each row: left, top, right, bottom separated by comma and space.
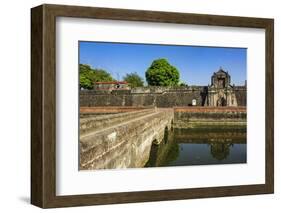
145, 58, 180, 86
79, 64, 115, 89
123, 72, 144, 88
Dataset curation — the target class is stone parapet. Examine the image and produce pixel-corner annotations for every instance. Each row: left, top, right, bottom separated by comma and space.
80, 108, 174, 170
80, 108, 156, 135
173, 107, 246, 128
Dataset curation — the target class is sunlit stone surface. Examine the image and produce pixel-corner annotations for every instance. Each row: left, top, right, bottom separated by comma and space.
79, 107, 246, 170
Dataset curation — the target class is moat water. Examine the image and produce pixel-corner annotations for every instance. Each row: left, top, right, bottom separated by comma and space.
145, 127, 247, 167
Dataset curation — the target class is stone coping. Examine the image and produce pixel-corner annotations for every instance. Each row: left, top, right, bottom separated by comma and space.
174, 106, 246, 112
80, 106, 155, 113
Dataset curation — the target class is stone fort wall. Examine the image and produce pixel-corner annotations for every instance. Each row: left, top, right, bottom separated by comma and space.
233, 86, 247, 106
80, 86, 246, 107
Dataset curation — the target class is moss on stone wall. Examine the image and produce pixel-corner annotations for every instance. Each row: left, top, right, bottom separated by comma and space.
80, 86, 246, 107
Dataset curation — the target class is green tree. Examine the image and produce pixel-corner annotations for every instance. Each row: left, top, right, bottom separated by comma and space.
179, 81, 187, 86
79, 64, 115, 89
79, 75, 92, 89
123, 72, 144, 88
92, 69, 115, 82
145, 58, 180, 86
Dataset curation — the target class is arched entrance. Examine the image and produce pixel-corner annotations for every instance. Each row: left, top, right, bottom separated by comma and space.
217, 97, 226, 106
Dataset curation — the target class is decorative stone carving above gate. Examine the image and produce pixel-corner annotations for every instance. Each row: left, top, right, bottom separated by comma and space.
205, 68, 238, 107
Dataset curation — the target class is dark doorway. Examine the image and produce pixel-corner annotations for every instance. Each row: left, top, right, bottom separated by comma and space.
217, 97, 226, 106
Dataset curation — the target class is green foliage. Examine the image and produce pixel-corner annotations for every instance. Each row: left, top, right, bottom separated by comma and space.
179, 81, 187, 86
79, 64, 115, 89
145, 58, 180, 86
79, 75, 92, 89
123, 72, 144, 88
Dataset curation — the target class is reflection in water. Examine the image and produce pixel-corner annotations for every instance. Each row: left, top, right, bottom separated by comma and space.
210, 143, 231, 160
145, 127, 246, 167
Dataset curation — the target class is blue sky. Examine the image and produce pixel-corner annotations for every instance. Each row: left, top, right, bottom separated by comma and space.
79, 41, 246, 86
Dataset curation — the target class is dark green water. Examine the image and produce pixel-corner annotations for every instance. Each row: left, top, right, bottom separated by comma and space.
145, 127, 246, 167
